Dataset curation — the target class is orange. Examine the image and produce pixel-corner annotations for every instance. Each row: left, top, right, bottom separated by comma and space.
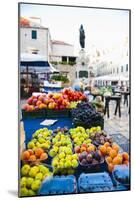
112, 156, 123, 165
21, 151, 30, 160
108, 163, 114, 173
104, 142, 110, 148
40, 152, 48, 160
28, 149, 34, 155
35, 148, 44, 158
29, 155, 36, 162
106, 156, 113, 164
106, 147, 112, 155
109, 149, 118, 158
122, 152, 129, 161
99, 145, 107, 155
112, 144, 120, 153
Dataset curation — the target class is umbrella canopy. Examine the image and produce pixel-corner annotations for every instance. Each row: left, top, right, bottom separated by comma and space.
20, 53, 50, 67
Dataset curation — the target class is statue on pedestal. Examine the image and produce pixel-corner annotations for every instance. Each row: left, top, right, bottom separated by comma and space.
79, 24, 85, 49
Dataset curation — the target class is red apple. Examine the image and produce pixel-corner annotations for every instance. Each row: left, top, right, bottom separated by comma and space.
38, 95, 44, 102
42, 97, 49, 104
36, 100, 42, 106
34, 106, 39, 110
32, 98, 38, 106
27, 105, 34, 111
27, 97, 33, 105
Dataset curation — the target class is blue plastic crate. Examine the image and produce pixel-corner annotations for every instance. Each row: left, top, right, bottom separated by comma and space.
112, 165, 130, 187
38, 175, 77, 195
78, 172, 113, 193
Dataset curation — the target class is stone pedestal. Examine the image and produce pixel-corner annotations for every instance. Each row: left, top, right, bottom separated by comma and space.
75, 49, 89, 85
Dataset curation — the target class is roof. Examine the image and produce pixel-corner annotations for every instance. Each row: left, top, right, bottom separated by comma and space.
20, 17, 48, 29
52, 40, 73, 46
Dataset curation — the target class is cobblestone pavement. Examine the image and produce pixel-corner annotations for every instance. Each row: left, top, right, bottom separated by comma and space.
103, 100, 130, 152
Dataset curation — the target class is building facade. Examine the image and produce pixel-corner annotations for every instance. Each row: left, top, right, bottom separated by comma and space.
91, 38, 129, 86
20, 17, 52, 61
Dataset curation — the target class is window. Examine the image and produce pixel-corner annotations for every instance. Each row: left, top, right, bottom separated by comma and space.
76, 72, 77, 78
113, 68, 115, 74
126, 64, 128, 72
31, 30, 37, 39
62, 56, 67, 62
79, 71, 88, 78
117, 67, 119, 74
121, 66, 123, 73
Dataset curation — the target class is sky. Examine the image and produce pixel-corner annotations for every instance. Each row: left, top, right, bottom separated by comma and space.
20, 3, 129, 56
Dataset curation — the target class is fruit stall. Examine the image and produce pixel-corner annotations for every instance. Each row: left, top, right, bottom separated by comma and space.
20, 89, 130, 197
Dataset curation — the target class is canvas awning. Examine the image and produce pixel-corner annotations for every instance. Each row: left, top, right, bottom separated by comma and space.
94, 75, 129, 81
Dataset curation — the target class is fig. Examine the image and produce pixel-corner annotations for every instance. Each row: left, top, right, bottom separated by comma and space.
79, 154, 83, 162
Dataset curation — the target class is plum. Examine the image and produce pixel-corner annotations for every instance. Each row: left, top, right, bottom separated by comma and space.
79, 154, 83, 162
86, 154, 93, 164
94, 151, 101, 161
81, 151, 88, 159
81, 159, 88, 166
92, 159, 99, 165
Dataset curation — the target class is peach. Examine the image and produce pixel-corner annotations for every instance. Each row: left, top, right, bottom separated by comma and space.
109, 149, 118, 159
29, 155, 36, 162
35, 148, 44, 158
40, 152, 48, 160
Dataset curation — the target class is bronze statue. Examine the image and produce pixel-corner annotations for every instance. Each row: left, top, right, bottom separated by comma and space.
79, 24, 85, 48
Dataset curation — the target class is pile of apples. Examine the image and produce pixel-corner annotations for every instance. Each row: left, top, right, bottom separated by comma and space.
27, 128, 52, 150
23, 89, 86, 111
21, 148, 48, 163
99, 142, 129, 172
70, 126, 92, 147
20, 164, 52, 197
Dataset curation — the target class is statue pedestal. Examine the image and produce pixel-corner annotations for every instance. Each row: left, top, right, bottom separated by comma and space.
75, 49, 89, 86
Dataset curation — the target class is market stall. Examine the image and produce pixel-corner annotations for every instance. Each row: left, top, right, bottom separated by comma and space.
20, 89, 130, 197
20, 53, 59, 97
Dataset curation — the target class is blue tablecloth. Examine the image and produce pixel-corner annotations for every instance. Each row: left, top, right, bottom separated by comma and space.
22, 117, 73, 146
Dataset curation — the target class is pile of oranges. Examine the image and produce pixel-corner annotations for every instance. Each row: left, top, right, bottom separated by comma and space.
99, 142, 129, 172
21, 148, 48, 164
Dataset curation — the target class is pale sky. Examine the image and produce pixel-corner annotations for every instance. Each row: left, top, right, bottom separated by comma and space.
20, 3, 129, 56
